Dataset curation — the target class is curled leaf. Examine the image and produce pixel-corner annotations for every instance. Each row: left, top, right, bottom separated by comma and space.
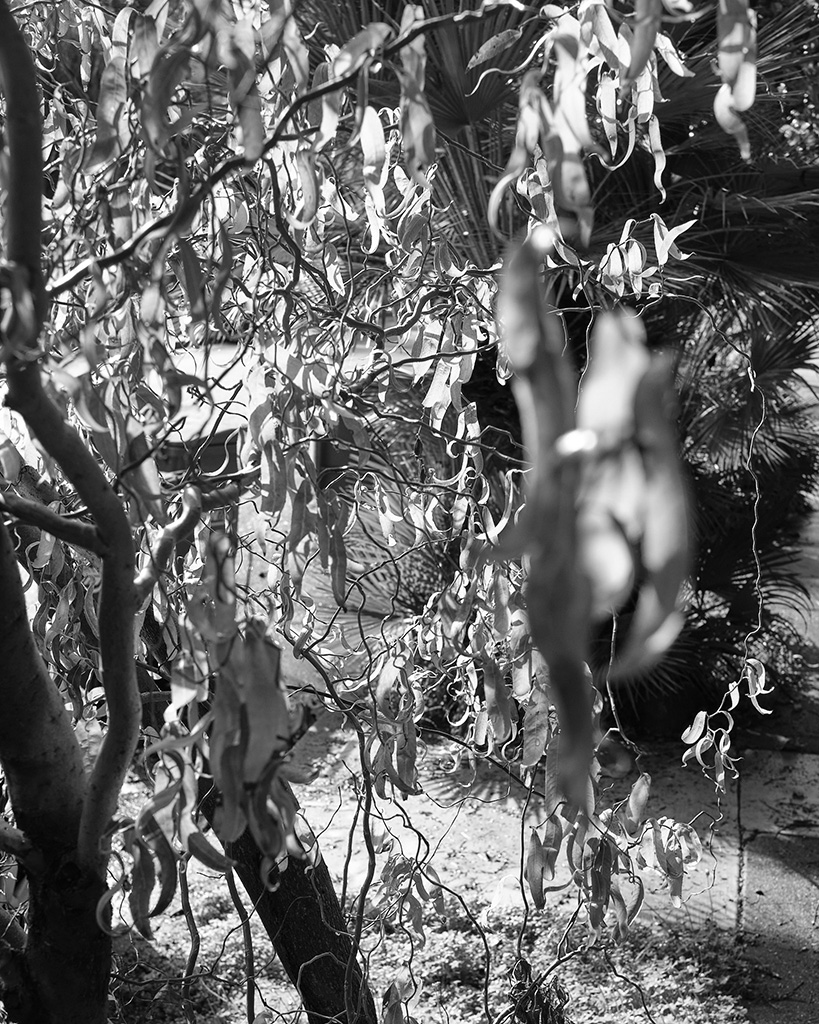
744, 657, 773, 714
681, 709, 707, 745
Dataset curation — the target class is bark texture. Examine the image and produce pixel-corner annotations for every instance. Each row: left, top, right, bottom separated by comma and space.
200, 787, 377, 1024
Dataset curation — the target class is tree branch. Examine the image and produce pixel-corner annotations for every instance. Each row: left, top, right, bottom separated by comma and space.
0, 490, 105, 555
0, 2, 140, 875
0, 2, 44, 320
0, 522, 87, 854
134, 486, 203, 604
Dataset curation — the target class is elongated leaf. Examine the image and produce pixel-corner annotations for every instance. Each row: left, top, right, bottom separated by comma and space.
525, 828, 547, 908
717, 0, 753, 87
397, 71, 436, 184
714, 81, 751, 161
242, 619, 290, 780
614, 356, 690, 675
131, 14, 159, 78
522, 675, 551, 767
744, 658, 774, 714
129, 839, 156, 938
466, 28, 523, 71
481, 648, 513, 745
85, 57, 128, 170
624, 772, 651, 835
625, 0, 662, 82
142, 48, 190, 152
187, 830, 233, 872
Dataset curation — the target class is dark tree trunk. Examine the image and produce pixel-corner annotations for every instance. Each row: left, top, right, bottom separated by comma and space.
200, 788, 376, 1024
6, 867, 110, 1024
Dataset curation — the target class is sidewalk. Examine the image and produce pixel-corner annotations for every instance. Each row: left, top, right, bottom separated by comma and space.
646, 519, 819, 1023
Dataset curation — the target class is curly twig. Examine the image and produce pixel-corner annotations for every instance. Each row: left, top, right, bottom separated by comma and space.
225, 867, 256, 1023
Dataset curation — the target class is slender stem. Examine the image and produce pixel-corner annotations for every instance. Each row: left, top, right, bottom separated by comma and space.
178, 856, 200, 1024
226, 867, 256, 1024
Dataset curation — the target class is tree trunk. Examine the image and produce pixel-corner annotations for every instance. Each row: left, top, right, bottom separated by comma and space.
2, 868, 110, 1024
200, 787, 377, 1024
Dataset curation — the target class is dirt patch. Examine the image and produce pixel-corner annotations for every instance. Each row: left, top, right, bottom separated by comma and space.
107, 717, 754, 1024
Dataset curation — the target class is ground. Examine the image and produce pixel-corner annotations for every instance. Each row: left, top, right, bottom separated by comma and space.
109, 718, 755, 1024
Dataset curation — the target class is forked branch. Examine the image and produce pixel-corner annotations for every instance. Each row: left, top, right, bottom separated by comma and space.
0, 1, 141, 874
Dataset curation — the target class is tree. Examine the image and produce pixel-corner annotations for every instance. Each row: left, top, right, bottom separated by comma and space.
0, 1, 814, 1022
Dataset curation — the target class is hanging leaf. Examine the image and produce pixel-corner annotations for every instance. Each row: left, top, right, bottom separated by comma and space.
292, 147, 319, 226
228, 19, 265, 162
680, 709, 707, 745
187, 831, 233, 872
521, 667, 551, 767
713, 82, 751, 162
466, 28, 523, 71
128, 837, 157, 938
131, 15, 159, 78
397, 72, 436, 184
625, 0, 662, 83
717, 0, 753, 88
242, 620, 290, 781
85, 57, 128, 170
744, 658, 774, 714
624, 772, 651, 835
142, 48, 190, 152
525, 829, 547, 909
614, 355, 690, 675
481, 647, 513, 745
647, 115, 666, 201
282, 16, 309, 92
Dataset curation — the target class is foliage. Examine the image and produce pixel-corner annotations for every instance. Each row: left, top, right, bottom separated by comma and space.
0, 0, 817, 1021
